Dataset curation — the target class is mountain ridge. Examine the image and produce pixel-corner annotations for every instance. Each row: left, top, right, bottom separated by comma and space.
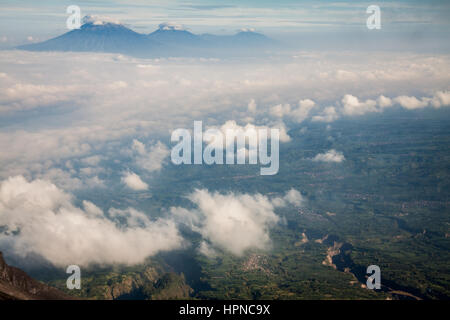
17, 20, 276, 57
0, 251, 73, 300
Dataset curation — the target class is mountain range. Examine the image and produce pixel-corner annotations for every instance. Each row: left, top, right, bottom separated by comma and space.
17, 20, 277, 58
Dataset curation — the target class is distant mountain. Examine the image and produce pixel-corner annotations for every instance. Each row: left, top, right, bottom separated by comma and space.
17, 22, 160, 55
0, 251, 72, 300
148, 23, 205, 46
232, 30, 273, 45
17, 19, 276, 57
200, 30, 270, 44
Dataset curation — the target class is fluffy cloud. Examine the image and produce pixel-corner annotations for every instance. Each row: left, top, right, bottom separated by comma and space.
394, 95, 429, 110
121, 171, 148, 191
312, 149, 345, 163
269, 90, 449, 123
171, 189, 301, 256
205, 120, 291, 146
198, 241, 217, 258
272, 188, 304, 207
270, 99, 316, 123
311, 91, 450, 121
0, 176, 183, 266
392, 91, 450, 110
291, 99, 316, 123
132, 140, 170, 173
431, 91, 450, 108
377, 95, 393, 108
312, 106, 339, 122
341, 94, 378, 116
270, 103, 291, 118
281, 188, 304, 206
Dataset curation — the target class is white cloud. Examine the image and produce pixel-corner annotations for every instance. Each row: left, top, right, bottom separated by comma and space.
122, 171, 148, 190
107, 80, 128, 90
394, 95, 429, 110
312, 149, 345, 163
430, 91, 450, 108
387, 91, 450, 110
377, 95, 393, 108
291, 99, 316, 123
247, 99, 257, 113
132, 140, 170, 173
270, 103, 291, 118
312, 106, 339, 123
239, 28, 256, 32
335, 69, 358, 81
198, 241, 217, 258
82, 200, 103, 217
272, 188, 304, 207
341, 94, 378, 116
0, 176, 183, 267
204, 120, 291, 152
171, 189, 300, 256
282, 188, 304, 206
270, 99, 316, 123
172, 189, 278, 255
132, 139, 146, 155
0, 83, 86, 113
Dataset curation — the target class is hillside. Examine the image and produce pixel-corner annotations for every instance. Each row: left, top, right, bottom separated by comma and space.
0, 252, 73, 300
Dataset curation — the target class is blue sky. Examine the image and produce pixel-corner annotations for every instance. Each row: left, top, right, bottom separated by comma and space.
0, 0, 449, 46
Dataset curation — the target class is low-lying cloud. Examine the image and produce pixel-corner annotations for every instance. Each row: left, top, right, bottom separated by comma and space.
171, 188, 302, 256
122, 171, 148, 191
312, 149, 345, 163
0, 176, 183, 267
0, 50, 449, 188
132, 139, 170, 173
270, 99, 316, 123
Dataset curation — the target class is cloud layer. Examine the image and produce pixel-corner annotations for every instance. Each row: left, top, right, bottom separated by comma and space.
0, 176, 182, 266
0, 49, 449, 267
0, 50, 449, 188
0, 174, 304, 265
